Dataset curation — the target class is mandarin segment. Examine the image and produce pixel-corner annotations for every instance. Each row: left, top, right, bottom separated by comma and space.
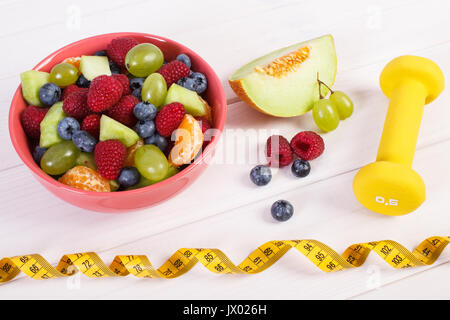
63, 57, 81, 72
124, 138, 145, 167
59, 166, 111, 192
169, 114, 203, 167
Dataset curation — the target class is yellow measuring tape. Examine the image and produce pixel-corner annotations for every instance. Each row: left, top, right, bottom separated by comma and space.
0, 236, 448, 282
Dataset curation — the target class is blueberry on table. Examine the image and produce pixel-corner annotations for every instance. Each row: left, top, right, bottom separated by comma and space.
291, 159, 311, 178
135, 119, 155, 138
57, 117, 80, 140
133, 101, 157, 121
118, 167, 140, 187
145, 133, 168, 152
271, 200, 294, 222
250, 165, 272, 186
39, 83, 61, 106
176, 53, 191, 69
72, 130, 97, 152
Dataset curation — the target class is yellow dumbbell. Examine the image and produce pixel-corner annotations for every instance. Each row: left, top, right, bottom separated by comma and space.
353, 55, 445, 216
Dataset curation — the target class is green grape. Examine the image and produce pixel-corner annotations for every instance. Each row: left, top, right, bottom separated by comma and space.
141, 73, 167, 107
40, 141, 80, 175
312, 99, 340, 132
125, 164, 178, 190
75, 152, 96, 170
330, 91, 354, 119
125, 43, 164, 77
49, 63, 78, 87
134, 145, 169, 181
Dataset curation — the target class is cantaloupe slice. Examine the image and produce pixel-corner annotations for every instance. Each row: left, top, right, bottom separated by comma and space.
229, 35, 337, 117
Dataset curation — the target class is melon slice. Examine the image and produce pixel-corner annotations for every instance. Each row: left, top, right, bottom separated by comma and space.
99, 115, 139, 147
229, 35, 337, 117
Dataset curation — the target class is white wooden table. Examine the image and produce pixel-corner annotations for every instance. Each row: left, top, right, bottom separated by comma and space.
0, 0, 449, 299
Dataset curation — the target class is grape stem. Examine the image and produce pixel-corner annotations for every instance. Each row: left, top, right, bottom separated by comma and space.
316, 72, 334, 99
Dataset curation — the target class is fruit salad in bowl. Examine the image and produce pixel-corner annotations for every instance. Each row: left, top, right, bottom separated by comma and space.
9, 33, 226, 212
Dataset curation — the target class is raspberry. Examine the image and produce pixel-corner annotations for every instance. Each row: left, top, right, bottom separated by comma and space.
20, 106, 48, 140
155, 103, 186, 137
106, 95, 140, 128
81, 114, 101, 140
158, 60, 190, 87
94, 140, 126, 180
88, 75, 123, 112
290, 131, 324, 160
63, 88, 90, 120
112, 74, 131, 96
106, 37, 138, 68
266, 135, 293, 167
62, 84, 82, 101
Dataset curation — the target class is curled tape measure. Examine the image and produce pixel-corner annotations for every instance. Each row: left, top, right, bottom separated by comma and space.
0, 236, 447, 282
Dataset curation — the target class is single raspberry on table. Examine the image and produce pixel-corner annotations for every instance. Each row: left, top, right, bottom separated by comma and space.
106, 37, 138, 68
107, 95, 140, 128
155, 102, 186, 137
112, 74, 131, 96
266, 135, 293, 167
62, 84, 83, 101
20, 106, 48, 140
81, 114, 101, 140
158, 60, 190, 87
290, 131, 324, 160
88, 75, 123, 112
63, 88, 90, 120
94, 140, 127, 180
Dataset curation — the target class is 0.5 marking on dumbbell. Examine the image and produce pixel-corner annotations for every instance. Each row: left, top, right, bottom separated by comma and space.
375, 196, 398, 206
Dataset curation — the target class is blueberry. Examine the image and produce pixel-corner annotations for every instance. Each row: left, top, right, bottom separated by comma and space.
250, 165, 272, 186
135, 119, 155, 138
76, 74, 91, 88
94, 50, 107, 56
118, 167, 140, 187
39, 83, 61, 106
271, 200, 294, 222
190, 72, 208, 94
291, 159, 311, 178
132, 87, 142, 100
109, 60, 121, 74
72, 130, 97, 152
177, 77, 196, 92
57, 117, 80, 140
145, 133, 168, 152
32, 146, 47, 164
129, 77, 145, 91
133, 102, 157, 121
176, 53, 191, 68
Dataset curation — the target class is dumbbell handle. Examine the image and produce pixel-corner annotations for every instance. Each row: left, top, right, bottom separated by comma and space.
376, 78, 427, 167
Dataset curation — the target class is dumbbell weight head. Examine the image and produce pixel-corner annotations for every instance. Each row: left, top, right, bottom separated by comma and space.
353, 161, 425, 216
380, 55, 444, 104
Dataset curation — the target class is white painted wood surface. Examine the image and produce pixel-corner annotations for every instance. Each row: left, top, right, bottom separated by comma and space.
0, 0, 449, 299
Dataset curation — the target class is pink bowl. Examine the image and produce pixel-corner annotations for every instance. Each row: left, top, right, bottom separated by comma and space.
9, 32, 227, 213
